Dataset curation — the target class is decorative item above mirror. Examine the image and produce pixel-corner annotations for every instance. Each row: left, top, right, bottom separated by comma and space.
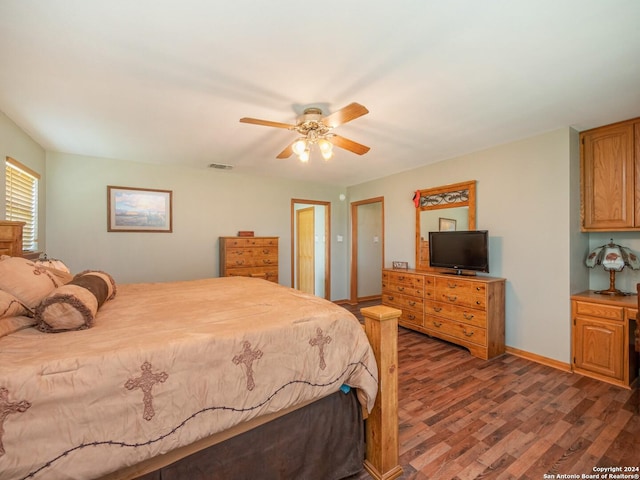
415, 180, 476, 271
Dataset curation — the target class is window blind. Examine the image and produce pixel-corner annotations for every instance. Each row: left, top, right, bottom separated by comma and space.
5, 157, 39, 251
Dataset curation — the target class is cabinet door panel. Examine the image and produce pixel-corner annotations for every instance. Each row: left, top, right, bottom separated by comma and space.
582, 123, 635, 229
574, 317, 624, 380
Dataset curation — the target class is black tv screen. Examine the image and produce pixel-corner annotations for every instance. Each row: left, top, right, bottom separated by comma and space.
428, 230, 489, 274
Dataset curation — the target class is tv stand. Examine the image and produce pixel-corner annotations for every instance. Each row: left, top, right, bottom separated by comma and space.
447, 269, 477, 277
382, 268, 505, 359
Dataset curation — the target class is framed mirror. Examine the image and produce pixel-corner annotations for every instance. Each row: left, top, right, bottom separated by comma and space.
415, 180, 476, 271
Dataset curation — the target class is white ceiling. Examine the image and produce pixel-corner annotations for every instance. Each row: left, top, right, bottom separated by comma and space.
1, 1, 639, 187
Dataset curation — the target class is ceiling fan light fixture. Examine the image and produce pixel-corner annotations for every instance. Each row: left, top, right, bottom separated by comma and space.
239, 102, 369, 161
292, 138, 307, 155
318, 138, 333, 153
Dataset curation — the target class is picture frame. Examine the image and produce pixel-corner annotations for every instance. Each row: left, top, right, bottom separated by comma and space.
392, 261, 409, 269
107, 186, 173, 232
439, 217, 456, 231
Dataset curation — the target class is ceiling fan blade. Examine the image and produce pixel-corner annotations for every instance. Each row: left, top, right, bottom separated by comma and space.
276, 142, 294, 159
331, 135, 370, 155
239, 117, 295, 129
322, 103, 369, 128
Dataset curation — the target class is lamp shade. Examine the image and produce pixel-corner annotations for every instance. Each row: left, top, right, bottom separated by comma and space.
585, 240, 640, 271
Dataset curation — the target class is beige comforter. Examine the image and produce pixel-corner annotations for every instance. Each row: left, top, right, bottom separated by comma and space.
0, 277, 378, 480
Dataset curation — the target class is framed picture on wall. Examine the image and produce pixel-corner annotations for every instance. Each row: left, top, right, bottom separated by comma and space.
107, 186, 173, 232
439, 217, 456, 231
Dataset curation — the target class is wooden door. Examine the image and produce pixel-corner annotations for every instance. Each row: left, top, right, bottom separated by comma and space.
296, 207, 315, 295
350, 197, 384, 303
581, 121, 635, 230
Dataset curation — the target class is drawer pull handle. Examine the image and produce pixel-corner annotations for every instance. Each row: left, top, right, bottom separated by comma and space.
408, 301, 416, 307
263, 249, 270, 254
263, 259, 272, 264
433, 307, 442, 312
433, 321, 442, 327
476, 301, 481, 305
463, 313, 474, 320
235, 260, 245, 265
387, 296, 394, 301
398, 276, 405, 281
463, 329, 474, 337
447, 282, 458, 289
408, 314, 415, 320
447, 295, 457, 302
397, 286, 405, 292
476, 287, 481, 291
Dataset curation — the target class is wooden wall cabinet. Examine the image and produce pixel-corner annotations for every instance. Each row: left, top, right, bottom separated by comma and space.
571, 292, 638, 388
382, 269, 505, 360
219, 237, 279, 283
580, 117, 640, 231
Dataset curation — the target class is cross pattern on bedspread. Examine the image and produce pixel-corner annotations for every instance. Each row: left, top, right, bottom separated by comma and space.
309, 328, 332, 370
232, 341, 264, 391
0, 387, 31, 456
125, 362, 169, 421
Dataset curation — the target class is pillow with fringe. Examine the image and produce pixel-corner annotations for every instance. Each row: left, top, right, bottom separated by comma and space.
0, 255, 73, 309
35, 271, 116, 333
34, 255, 71, 273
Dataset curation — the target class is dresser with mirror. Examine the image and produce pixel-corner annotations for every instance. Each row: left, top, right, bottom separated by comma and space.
382, 180, 506, 359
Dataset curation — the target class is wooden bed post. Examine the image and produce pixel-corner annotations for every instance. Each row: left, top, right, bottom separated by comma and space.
361, 305, 403, 480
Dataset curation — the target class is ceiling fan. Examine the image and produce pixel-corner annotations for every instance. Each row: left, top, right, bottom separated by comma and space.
239, 102, 370, 162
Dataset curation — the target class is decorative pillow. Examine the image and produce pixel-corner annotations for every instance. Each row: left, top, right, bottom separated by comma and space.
0, 255, 72, 309
75, 270, 117, 300
0, 316, 37, 338
35, 270, 116, 333
34, 255, 71, 273
0, 290, 31, 318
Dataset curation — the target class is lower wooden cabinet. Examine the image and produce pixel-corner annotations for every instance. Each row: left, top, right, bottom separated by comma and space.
382, 269, 505, 360
571, 291, 638, 388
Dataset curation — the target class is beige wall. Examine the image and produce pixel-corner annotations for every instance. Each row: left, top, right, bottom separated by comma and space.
347, 128, 590, 363
44, 152, 350, 298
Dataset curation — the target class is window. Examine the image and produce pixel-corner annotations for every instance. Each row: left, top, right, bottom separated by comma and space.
5, 157, 39, 251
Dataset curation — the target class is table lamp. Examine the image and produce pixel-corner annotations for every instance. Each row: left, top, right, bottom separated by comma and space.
585, 239, 640, 295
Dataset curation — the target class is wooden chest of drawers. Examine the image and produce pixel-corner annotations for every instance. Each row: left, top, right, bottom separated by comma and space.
381, 270, 427, 328
0, 220, 24, 257
219, 237, 279, 283
382, 269, 505, 359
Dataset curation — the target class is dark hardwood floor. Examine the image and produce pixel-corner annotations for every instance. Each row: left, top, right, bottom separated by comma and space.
341, 300, 640, 480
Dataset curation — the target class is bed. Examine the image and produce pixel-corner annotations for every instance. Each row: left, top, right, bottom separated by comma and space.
0, 222, 401, 480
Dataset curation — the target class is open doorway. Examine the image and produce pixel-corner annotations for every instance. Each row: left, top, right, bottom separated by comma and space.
291, 199, 330, 299
350, 197, 384, 304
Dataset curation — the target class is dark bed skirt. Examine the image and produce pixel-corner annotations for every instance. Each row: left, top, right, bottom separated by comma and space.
134, 389, 365, 480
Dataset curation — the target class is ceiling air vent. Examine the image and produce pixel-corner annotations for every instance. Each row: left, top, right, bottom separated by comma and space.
208, 163, 233, 170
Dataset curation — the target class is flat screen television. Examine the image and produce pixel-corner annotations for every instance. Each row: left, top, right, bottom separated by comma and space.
428, 230, 489, 274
